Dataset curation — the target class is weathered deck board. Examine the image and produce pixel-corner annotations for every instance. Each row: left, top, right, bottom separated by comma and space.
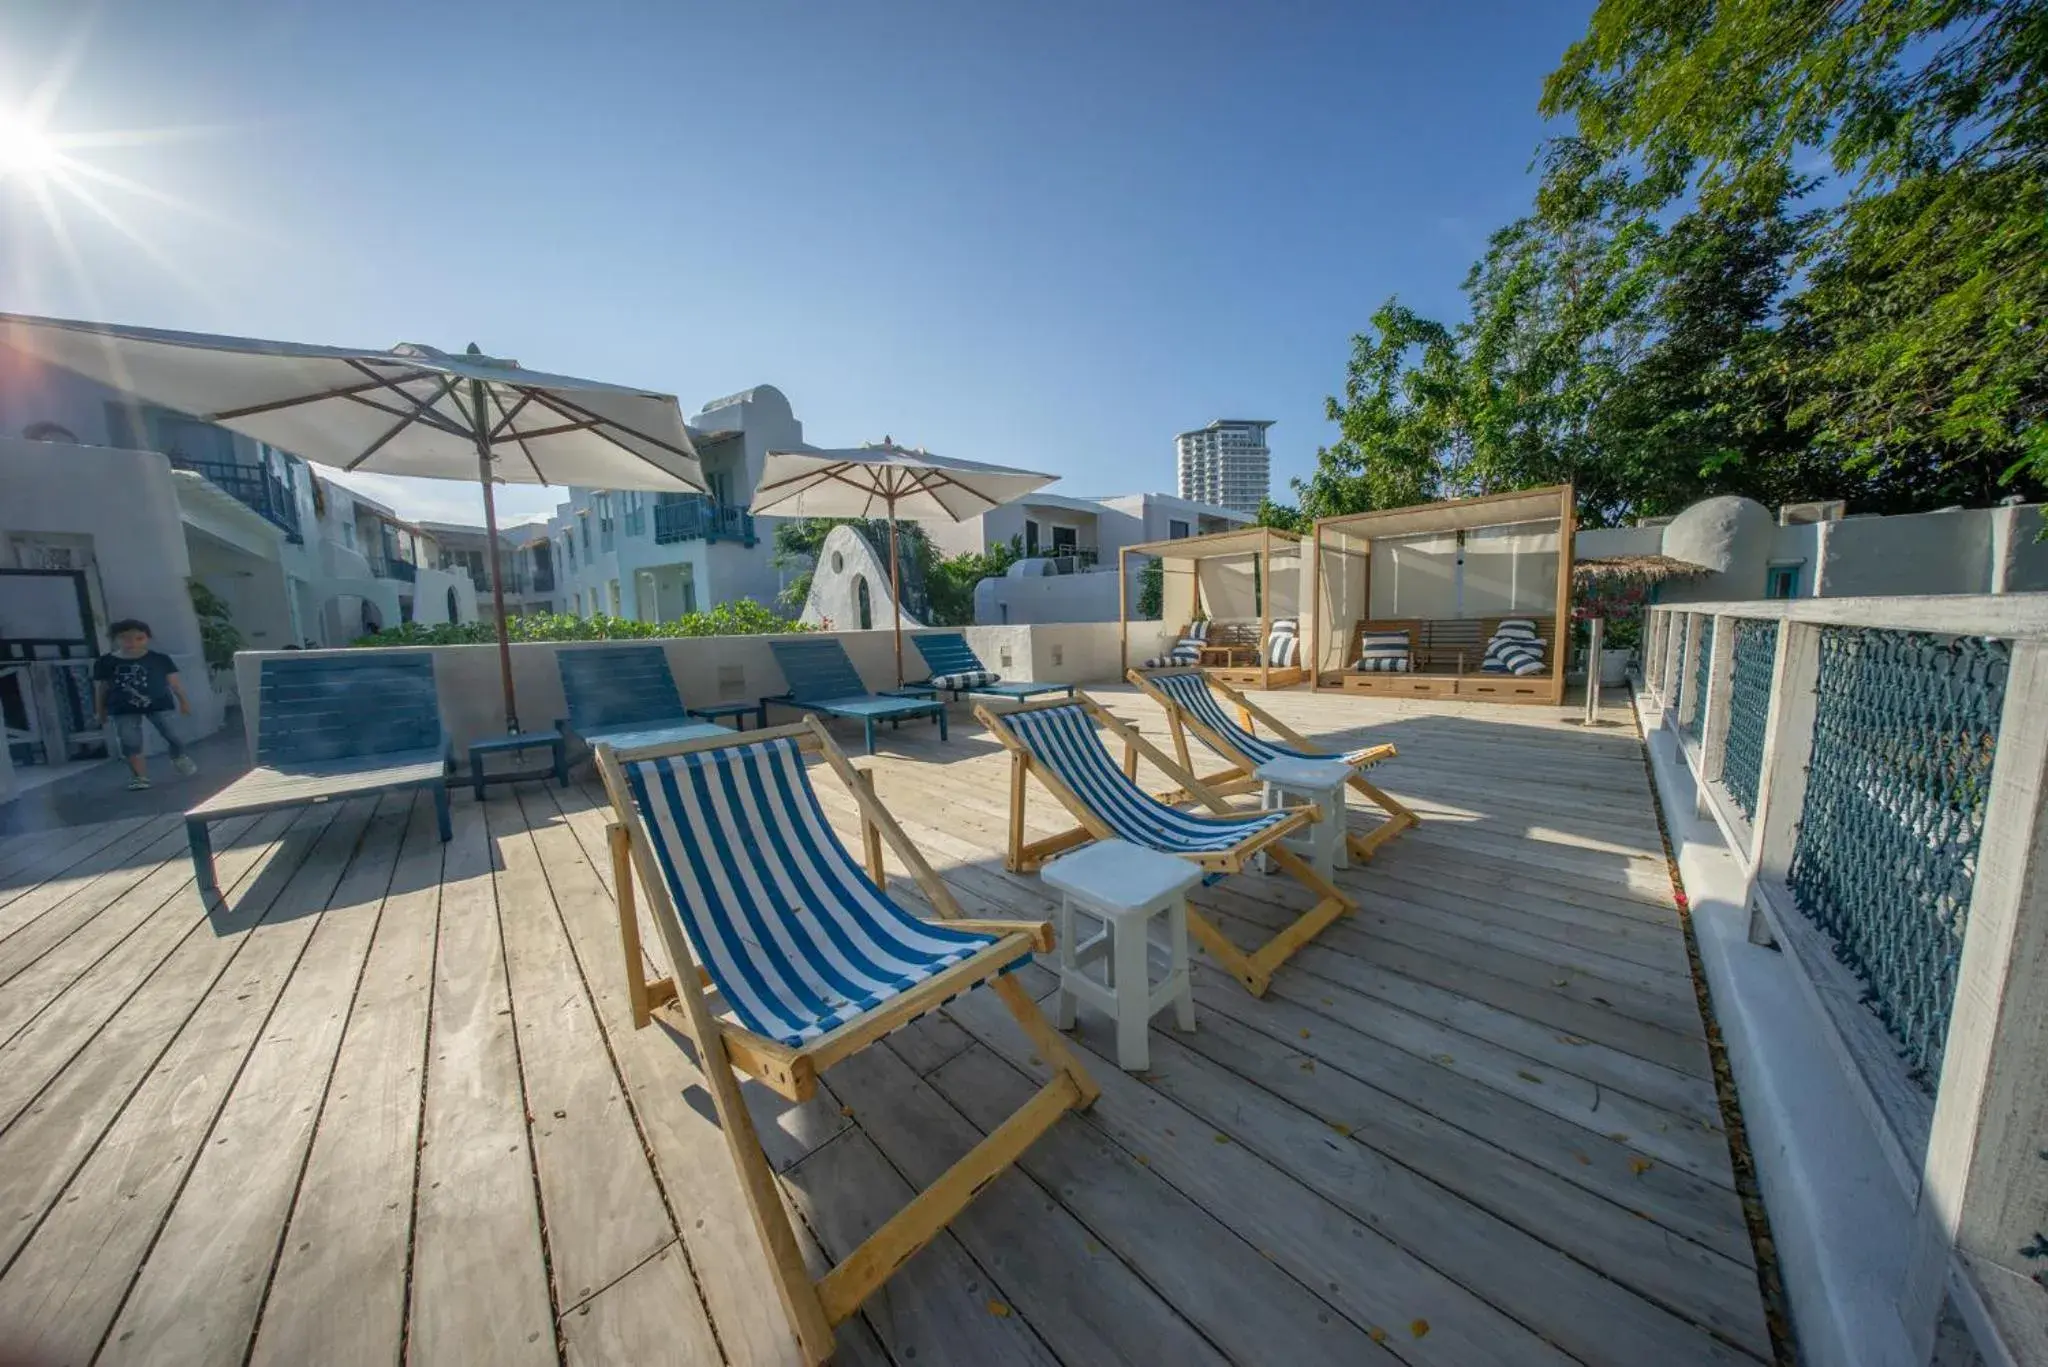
0, 687, 1769, 1366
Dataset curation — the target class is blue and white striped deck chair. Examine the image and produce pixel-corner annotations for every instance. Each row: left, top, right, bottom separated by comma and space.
977, 692, 1354, 998
1129, 664, 1420, 863
593, 717, 1098, 1362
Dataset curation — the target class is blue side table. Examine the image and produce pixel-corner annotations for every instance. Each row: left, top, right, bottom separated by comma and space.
468, 729, 569, 801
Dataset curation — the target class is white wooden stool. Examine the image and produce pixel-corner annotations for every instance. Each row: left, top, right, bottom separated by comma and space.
1254, 756, 1354, 883
1040, 839, 1201, 1071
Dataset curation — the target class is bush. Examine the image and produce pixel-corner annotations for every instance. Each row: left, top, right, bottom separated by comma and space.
349, 600, 811, 647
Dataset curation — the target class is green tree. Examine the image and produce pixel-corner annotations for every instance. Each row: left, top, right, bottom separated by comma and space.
1544, 0, 2048, 501
1253, 499, 1304, 532
925, 536, 1024, 626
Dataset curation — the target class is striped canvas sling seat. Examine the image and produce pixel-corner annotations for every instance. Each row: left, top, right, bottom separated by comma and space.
619, 736, 1022, 1047
1146, 669, 1308, 767
1002, 702, 1288, 855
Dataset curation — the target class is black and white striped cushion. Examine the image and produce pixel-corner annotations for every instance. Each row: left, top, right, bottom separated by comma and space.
1482, 636, 1546, 676
929, 669, 999, 690
1353, 629, 1409, 673
1265, 633, 1299, 667
1186, 620, 1211, 641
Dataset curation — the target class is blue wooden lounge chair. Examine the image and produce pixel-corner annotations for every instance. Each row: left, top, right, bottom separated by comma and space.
762, 637, 947, 755
1128, 664, 1419, 862
976, 691, 1353, 997
907, 632, 1075, 702
185, 653, 451, 895
556, 645, 733, 754
593, 718, 1096, 1362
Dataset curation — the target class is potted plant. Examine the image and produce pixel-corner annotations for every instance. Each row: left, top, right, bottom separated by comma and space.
190, 581, 245, 707
1573, 575, 1650, 687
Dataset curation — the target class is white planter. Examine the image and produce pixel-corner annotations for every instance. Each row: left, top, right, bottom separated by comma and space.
1599, 648, 1632, 687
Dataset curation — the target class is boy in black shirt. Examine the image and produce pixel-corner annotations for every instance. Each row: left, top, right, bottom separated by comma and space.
92, 618, 198, 791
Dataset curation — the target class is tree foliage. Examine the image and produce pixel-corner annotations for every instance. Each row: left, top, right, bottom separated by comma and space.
1301, 0, 2048, 525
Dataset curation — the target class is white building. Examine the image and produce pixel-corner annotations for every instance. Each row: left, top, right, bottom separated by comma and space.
908, 490, 1251, 625
545, 384, 801, 622
1175, 418, 1273, 515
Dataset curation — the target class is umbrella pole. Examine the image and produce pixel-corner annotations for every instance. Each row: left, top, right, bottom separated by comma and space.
472, 379, 519, 733
887, 507, 904, 685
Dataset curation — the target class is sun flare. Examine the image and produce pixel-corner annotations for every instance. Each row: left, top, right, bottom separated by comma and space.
0, 109, 62, 182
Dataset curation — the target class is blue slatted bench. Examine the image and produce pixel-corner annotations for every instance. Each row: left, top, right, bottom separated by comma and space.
908, 632, 1076, 702
185, 653, 452, 895
556, 645, 737, 756
762, 637, 948, 755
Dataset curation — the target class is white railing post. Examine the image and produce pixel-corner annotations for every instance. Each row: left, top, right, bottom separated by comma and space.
1741, 621, 1823, 946
1661, 609, 1686, 708
1903, 638, 2048, 1362
1645, 609, 1667, 694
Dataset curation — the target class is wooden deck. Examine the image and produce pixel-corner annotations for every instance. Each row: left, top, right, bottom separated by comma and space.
0, 686, 1772, 1366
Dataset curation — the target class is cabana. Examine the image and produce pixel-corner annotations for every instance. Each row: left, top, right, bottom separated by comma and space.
1309, 485, 1575, 705
1118, 526, 1308, 690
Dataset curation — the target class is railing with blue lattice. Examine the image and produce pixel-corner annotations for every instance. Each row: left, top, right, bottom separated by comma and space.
1721, 619, 1776, 822
1683, 615, 1714, 744
1645, 594, 2048, 1367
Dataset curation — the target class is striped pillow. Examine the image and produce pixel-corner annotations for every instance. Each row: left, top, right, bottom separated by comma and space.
1354, 629, 1410, 673
929, 669, 1000, 690
1186, 620, 1211, 641
1492, 619, 1540, 641
1483, 643, 1546, 676
1269, 618, 1299, 635
1265, 633, 1299, 667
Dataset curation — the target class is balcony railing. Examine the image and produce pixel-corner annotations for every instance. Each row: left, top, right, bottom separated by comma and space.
1644, 596, 2048, 1366
382, 559, 417, 583
653, 497, 756, 547
169, 456, 302, 543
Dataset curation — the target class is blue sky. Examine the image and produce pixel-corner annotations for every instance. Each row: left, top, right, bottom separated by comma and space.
1, 0, 1590, 526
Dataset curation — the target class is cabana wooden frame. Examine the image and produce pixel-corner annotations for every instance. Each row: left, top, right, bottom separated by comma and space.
1309, 484, 1576, 705
1117, 524, 1308, 690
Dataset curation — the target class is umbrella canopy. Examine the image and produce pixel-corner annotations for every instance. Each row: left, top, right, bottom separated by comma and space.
0, 311, 705, 730
750, 439, 1056, 682
0, 313, 703, 491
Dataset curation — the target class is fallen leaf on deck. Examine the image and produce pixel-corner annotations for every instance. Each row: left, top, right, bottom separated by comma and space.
1299, 1059, 1315, 1073
1213, 1133, 1231, 1144
986, 1300, 1011, 1318
1299, 1028, 1311, 1039
1369, 1327, 1388, 1344
1410, 1319, 1430, 1338
1629, 1157, 1654, 1176
1329, 1122, 1353, 1137
1516, 1070, 1544, 1084
1574, 1152, 1591, 1165
839, 1106, 855, 1118
1433, 1053, 1455, 1065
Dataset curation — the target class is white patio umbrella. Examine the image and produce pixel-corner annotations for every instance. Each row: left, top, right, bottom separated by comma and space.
750, 439, 1056, 683
0, 312, 704, 732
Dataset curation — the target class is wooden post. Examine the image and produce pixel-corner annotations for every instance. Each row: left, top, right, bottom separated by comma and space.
1551, 485, 1576, 707
1741, 621, 1822, 945
1118, 549, 1129, 679
1258, 530, 1273, 691
1902, 638, 2048, 1363
1306, 525, 1321, 688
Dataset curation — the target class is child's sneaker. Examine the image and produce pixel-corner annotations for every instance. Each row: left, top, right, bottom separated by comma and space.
172, 756, 198, 776
127, 775, 152, 791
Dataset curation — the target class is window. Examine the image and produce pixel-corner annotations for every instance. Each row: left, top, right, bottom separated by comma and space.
608, 579, 621, 615
1024, 520, 1041, 555
1168, 519, 1190, 539
573, 590, 585, 616
578, 512, 591, 557
341, 521, 356, 549
1766, 564, 1803, 599
1051, 525, 1078, 553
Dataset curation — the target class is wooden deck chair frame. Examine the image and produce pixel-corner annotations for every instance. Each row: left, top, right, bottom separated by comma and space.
1128, 665, 1421, 864
595, 717, 1099, 1366
973, 692, 1356, 999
